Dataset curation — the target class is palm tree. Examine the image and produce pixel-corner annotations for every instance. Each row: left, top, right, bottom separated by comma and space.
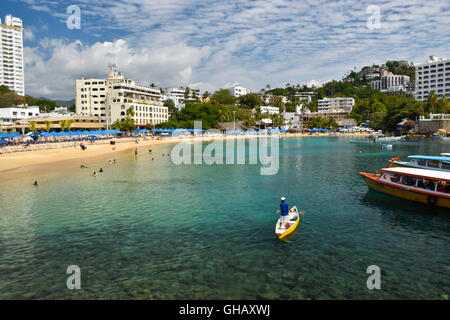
59, 121, 66, 131
44, 121, 52, 132
28, 121, 37, 132
126, 107, 135, 117
65, 119, 74, 131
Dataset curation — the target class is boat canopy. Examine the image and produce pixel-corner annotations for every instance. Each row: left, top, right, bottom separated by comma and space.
408, 155, 450, 162
382, 167, 450, 181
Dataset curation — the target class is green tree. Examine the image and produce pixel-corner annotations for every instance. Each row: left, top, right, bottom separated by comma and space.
28, 121, 37, 132
44, 121, 52, 132
59, 121, 66, 131
238, 93, 263, 108
212, 89, 235, 105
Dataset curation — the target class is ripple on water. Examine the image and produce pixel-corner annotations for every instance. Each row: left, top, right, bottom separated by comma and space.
0, 138, 449, 299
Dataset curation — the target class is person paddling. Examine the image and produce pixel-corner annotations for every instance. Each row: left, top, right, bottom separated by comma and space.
279, 197, 291, 229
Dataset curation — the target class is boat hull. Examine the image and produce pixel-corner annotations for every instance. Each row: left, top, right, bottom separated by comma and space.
275, 210, 301, 239
360, 173, 450, 208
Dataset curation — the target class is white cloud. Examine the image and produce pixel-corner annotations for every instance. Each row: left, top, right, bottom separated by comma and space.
306, 80, 322, 88
18, 0, 450, 98
24, 39, 211, 99
23, 29, 35, 41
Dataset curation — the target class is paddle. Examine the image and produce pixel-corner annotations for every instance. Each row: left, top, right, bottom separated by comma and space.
276, 209, 305, 215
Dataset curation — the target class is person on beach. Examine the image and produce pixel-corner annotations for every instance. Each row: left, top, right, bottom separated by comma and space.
279, 197, 291, 229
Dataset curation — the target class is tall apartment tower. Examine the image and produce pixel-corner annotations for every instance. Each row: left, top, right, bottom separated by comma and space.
0, 15, 25, 96
415, 55, 450, 101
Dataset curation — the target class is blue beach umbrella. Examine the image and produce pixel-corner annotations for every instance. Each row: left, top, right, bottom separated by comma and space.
9, 132, 21, 138
0, 140, 7, 144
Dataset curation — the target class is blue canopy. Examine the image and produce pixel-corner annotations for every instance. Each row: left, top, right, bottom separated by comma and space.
408, 155, 450, 162
0, 140, 7, 144
0, 132, 9, 138
8, 132, 21, 138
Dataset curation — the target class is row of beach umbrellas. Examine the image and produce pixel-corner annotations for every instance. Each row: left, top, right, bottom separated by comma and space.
34, 130, 123, 137
306, 128, 335, 132
0, 132, 22, 138
153, 128, 206, 134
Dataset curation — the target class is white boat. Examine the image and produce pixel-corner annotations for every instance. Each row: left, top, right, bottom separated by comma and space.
374, 135, 406, 142
275, 206, 303, 240
382, 144, 393, 150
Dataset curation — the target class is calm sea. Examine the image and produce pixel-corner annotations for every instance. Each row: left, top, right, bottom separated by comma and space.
0, 136, 449, 299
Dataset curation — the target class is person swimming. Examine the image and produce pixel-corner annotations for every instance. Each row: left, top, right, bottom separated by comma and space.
92, 172, 97, 177
33, 181, 39, 186
99, 168, 104, 173
80, 165, 87, 169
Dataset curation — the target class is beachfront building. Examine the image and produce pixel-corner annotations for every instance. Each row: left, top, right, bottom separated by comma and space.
227, 84, 250, 98
161, 87, 201, 110
75, 65, 169, 128
0, 104, 39, 129
318, 97, 354, 114
415, 55, 450, 101
0, 15, 25, 96
8, 115, 105, 132
282, 112, 301, 127
371, 71, 411, 93
260, 106, 280, 115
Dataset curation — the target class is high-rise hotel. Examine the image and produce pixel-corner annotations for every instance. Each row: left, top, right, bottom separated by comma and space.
415, 55, 450, 101
0, 15, 25, 96
75, 65, 169, 127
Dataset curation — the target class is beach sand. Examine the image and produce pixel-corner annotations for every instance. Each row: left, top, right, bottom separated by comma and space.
0, 133, 370, 180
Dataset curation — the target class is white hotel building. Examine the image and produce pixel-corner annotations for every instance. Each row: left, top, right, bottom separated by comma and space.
75, 66, 169, 127
415, 55, 450, 101
318, 97, 355, 114
371, 72, 411, 93
227, 84, 250, 98
0, 15, 25, 96
0, 105, 39, 129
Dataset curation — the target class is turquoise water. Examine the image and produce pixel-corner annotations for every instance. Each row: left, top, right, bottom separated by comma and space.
0, 137, 449, 299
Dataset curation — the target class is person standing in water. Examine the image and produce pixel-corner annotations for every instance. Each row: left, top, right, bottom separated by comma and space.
33, 181, 39, 186
135, 148, 138, 157
279, 197, 291, 229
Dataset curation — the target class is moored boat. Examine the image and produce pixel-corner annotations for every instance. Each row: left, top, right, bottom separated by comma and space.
391, 155, 450, 172
371, 135, 406, 142
360, 167, 450, 208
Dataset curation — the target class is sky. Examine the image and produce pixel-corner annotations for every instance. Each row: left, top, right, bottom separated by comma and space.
3, 0, 450, 100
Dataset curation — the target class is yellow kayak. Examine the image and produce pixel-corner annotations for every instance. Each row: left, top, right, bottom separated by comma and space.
275, 207, 303, 240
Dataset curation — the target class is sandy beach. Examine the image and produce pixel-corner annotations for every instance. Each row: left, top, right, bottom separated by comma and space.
0, 133, 370, 180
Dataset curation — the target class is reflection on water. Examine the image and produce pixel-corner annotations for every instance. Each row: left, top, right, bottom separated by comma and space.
0, 137, 449, 299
